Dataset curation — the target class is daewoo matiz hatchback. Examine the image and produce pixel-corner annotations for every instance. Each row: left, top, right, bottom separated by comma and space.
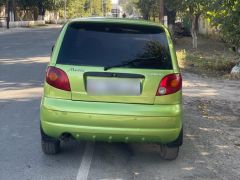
40, 18, 183, 160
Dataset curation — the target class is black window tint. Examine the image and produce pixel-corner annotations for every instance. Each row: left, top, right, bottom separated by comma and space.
57, 22, 172, 69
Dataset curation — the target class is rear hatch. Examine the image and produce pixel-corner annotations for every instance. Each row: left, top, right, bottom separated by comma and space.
55, 21, 174, 104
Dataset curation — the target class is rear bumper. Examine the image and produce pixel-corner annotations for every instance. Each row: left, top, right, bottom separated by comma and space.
40, 97, 183, 143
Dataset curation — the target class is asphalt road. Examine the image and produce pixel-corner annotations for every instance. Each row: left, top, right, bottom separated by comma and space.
0, 26, 240, 180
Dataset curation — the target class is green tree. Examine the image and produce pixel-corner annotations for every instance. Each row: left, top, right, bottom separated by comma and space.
23, 0, 64, 20
136, 0, 164, 22
91, 0, 102, 16
208, 0, 240, 51
165, 0, 179, 34
177, 0, 211, 48
121, 0, 138, 16
136, 0, 212, 48
0, 0, 5, 6
15, 0, 37, 20
66, 0, 111, 18
104, 0, 112, 16
137, 0, 157, 20
67, 0, 87, 18
151, 0, 160, 22
16, 0, 36, 7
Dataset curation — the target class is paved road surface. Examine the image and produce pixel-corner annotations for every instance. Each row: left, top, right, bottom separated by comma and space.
0, 26, 240, 180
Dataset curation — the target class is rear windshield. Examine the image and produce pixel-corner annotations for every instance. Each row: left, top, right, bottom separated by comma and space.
57, 22, 172, 70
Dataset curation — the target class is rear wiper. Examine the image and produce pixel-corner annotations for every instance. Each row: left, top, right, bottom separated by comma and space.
104, 57, 157, 71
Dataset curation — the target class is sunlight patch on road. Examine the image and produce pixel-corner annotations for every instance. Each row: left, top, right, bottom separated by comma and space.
215, 145, 230, 149
99, 178, 123, 180
183, 88, 219, 97
201, 152, 210, 156
198, 127, 221, 132
0, 87, 43, 100
182, 167, 195, 171
183, 80, 210, 88
185, 134, 198, 140
183, 80, 219, 97
0, 56, 49, 65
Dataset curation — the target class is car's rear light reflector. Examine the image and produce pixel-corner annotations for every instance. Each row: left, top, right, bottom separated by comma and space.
156, 73, 182, 96
46, 66, 71, 91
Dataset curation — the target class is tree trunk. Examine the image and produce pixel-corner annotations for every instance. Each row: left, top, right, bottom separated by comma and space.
145, 9, 150, 20
191, 18, 197, 49
33, 7, 38, 21
143, 13, 149, 20
37, 2, 45, 20
13, 0, 17, 21
159, 0, 164, 24
8, 0, 14, 22
190, 14, 200, 49
166, 8, 176, 38
168, 24, 174, 37
195, 14, 200, 34
153, 9, 156, 22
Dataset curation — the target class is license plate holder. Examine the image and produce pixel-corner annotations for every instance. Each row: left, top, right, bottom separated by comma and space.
87, 77, 141, 96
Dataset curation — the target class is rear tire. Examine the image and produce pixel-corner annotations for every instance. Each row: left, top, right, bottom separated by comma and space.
41, 139, 60, 155
41, 127, 60, 155
160, 145, 179, 160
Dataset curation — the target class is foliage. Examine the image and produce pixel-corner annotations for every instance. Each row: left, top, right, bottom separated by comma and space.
177, 0, 211, 48
91, 0, 102, 16
104, 0, 112, 15
121, 0, 138, 15
66, 0, 112, 18
1, 0, 111, 18
208, 0, 240, 49
178, 0, 210, 16
176, 0, 211, 32
164, 0, 179, 24
12, 0, 64, 17
137, 0, 158, 20
0, 0, 5, 6
16, 0, 36, 9
135, 0, 178, 24
67, 0, 88, 18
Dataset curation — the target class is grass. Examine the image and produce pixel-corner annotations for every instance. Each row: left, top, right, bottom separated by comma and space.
175, 36, 240, 79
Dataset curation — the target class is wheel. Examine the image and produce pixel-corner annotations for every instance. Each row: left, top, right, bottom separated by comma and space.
41, 127, 60, 155
160, 145, 179, 160
41, 138, 60, 155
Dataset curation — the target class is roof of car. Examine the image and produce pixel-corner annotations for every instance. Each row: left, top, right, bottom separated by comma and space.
69, 17, 165, 28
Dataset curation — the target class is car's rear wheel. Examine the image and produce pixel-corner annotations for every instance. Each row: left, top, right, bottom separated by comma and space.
160, 145, 179, 160
160, 128, 183, 160
41, 127, 60, 155
41, 139, 60, 155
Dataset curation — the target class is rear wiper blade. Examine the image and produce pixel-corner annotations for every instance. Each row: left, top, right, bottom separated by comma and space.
104, 57, 157, 71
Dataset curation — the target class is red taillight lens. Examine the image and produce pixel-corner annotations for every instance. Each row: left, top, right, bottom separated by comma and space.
46, 66, 71, 91
156, 73, 182, 96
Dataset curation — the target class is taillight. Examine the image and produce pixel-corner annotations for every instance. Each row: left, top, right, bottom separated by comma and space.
46, 66, 71, 91
156, 73, 182, 96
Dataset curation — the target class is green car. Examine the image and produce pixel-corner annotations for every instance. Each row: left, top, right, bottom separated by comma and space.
40, 18, 183, 160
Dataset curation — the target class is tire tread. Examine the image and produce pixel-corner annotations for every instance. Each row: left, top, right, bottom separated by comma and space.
160, 145, 179, 160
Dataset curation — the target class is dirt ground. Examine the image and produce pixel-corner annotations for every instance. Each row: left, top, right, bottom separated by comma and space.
175, 36, 239, 79
182, 72, 240, 179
